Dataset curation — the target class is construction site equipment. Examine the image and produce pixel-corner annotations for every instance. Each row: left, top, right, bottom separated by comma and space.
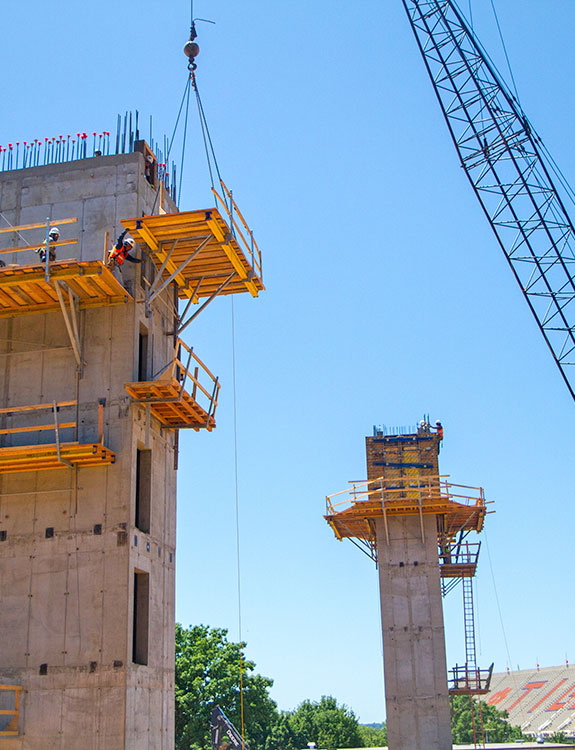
325, 475, 486, 558
125, 339, 219, 430
0, 400, 115, 474
402, 0, 575, 402
0, 259, 131, 318
211, 707, 247, 750
122, 180, 264, 332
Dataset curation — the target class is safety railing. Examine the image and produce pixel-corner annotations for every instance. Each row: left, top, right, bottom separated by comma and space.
171, 339, 220, 423
0, 684, 22, 736
127, 338, 220, 429
449, 663, 494, 695
212, 179, 263, 282
0, 217, 78, 279
326, 475, 485, 516
440, 541, 481, 568
0, 400, 79, 446
0, 400, 110, 470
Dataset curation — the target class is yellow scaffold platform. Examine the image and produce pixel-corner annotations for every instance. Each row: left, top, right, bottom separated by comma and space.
125, 339, 219, 430
0, 260, 131, 317
0, 401, 115, 474
122, 182, 264, 302
325, 476, 486, 546
0, 442, 115, 474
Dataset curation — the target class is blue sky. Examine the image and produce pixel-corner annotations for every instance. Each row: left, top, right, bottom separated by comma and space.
2, 0, 575, 725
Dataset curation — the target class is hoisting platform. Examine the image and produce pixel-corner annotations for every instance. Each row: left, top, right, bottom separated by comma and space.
122, 182, 264, 310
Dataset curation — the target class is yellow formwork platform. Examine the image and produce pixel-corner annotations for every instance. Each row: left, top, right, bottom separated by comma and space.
121, 206, 264, 301
0, 442, 115, 474
325, 477, 486, 545
125, 379, 216, 431
0, 260, 131, 317
125, 338, 219, 430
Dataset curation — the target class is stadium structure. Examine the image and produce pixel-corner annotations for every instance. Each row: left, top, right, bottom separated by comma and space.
486, 665, 575, 739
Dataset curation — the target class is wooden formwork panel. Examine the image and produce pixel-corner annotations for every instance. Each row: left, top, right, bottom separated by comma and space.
124, 379, 216, 431
0, 442, 116, 474
0, 260, 131, 317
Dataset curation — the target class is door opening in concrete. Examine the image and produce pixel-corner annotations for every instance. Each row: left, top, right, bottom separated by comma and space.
133, 570, 150, 665
138, 326, 149, 381
135, 448, 152, 534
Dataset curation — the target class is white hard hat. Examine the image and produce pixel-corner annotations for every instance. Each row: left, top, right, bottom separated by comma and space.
49, 227, 60, 237
435, 420, 442, 426
124, 237, 135, 248
419, 420, 426, 427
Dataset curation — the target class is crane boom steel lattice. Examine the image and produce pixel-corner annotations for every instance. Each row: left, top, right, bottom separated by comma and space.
401, 0, 575, 401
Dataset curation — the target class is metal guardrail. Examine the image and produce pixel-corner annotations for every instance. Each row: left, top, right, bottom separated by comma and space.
326, 475, 485, 516
212, 179, 263, 282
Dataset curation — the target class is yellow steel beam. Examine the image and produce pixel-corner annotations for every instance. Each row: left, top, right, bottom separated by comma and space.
206, 218, 259, 297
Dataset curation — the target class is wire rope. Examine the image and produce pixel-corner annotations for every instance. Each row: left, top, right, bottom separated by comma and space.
193, 78, 225, 194
484, 529, 514, 673
178, 78, 192, 205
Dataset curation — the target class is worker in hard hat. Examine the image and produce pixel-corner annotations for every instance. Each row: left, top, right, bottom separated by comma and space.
434, 420, 444, 441
36, 226, 60, 263
108, 229, 142, 267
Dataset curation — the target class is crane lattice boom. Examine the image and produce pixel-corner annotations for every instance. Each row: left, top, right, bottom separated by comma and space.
402, 0, 575, 400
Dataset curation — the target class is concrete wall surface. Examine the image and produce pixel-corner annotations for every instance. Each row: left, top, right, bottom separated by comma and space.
376, 514, 452, 750
0, 154, 179, 749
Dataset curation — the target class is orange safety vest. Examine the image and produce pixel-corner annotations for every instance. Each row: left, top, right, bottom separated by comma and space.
109, 244, 129, 266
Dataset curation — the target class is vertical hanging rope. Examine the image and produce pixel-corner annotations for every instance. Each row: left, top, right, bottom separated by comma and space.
231, 296, 246, 748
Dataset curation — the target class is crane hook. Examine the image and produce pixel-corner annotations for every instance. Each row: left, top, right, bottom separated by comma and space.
184, 22, 199, 71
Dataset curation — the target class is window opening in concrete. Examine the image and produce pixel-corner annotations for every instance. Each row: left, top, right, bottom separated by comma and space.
135, 448, 152, 534
133, 570, 150, 666
138, 327, 149, 381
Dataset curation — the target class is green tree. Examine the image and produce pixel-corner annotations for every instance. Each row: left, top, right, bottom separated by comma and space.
357, 723, 387, 748
450, 695, 525, 744
175, 623, 278, 750
285, 696, 364, 749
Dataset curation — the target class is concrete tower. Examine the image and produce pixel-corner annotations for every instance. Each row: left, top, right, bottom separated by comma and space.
0, 143, 263, 748
325, 424, 487, 750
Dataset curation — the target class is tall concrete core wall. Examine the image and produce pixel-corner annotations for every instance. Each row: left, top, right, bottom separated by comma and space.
366, 433, 452, 750
0, 153, 179, 749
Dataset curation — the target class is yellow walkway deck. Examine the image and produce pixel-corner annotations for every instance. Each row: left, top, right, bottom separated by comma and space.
121, 207, 264, 300
125, 379, 216, 431
0, 442, 115, 474
0, 260, 131, 317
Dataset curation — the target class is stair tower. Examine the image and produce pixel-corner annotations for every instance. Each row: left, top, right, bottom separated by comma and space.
325, 423, 491, 750
0, 143, 263, 748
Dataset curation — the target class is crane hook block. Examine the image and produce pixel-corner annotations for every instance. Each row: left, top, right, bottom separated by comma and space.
184, 40, 200, 60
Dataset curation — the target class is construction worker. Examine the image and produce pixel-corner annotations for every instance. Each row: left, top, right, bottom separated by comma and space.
434, 420, 444, 441
108, 229, 142, 267
36, 226, 59, 263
